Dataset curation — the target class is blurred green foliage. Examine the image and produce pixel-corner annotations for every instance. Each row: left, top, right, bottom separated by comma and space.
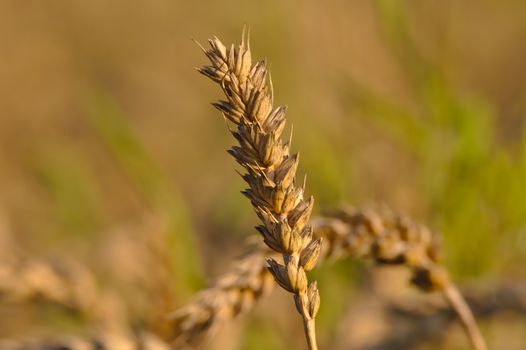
337, 2, 526, 278
87, 92, 204, 296
34, 147, 103, 241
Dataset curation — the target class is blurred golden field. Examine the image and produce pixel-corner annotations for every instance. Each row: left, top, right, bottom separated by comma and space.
1, 1, 526, 349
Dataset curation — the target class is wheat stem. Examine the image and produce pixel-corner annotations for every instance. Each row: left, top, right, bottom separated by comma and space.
444, 284, 488, 350
300, 291, 318, 350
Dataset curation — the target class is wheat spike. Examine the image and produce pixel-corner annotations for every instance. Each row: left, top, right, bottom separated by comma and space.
0, 258, 99, 315
197, 28, 321, 349
316, 207, 486, 350
170, 206, 486, 350
170, 242, 276, 349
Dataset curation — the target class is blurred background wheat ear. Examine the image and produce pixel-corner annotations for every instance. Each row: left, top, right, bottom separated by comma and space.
1, 0, 526, 349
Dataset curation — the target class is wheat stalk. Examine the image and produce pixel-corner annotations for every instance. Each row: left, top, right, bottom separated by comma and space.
170, 206, 486, 350
197, 29, 321, 349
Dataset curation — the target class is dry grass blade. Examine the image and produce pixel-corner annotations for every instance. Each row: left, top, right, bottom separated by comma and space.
197, 28, 321, 349
170, 206, 487, 350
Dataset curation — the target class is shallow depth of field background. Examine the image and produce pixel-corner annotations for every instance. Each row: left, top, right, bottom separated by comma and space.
1, 0, 526, 349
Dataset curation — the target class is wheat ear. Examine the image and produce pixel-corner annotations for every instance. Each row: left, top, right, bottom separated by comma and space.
315, 207, 487, 350
171, 207, 486, 350
197, 29, 321, 349
170, 241, 277, 349
0, 259, 98, 315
